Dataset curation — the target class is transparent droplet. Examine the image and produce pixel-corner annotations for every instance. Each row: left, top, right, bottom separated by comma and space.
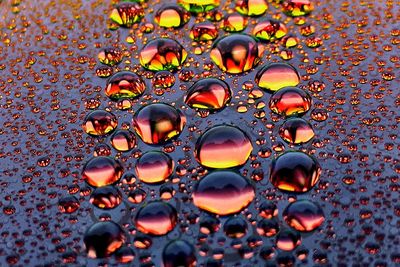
256, 218, 280, 237
189, 22, 219, 41
115, 247, 135, 264
154, 4, 190, 28
58, 196, 80, 214
235, 0, 268, 16
109, 3, 144, 27
98, 48, 123, 66
152, 71, 176, 88
258, 201, 278, 219
132, 103, 186, 145
162, 240, 196, 267
192, 171, 255, 215
177, 0, 220, 13
279, 118, 314, 144
282, 0, 314, 17
82, 110, 118, 136
105, 71, 146, 100
194, 125, 253, 168
90, 186, 122, 209
134, 201, 177, 235
84, 221, 126, 258
135, 151, 174, 184
253, 20, 288, 42
210, 34, 264, 74
269, 86, 312, 116
127, 188, 147, 204
139, 38, 187, 71
184, 78, 232, 111
110, 130, 137, 152
82, 156, 123, 187
255, 63, 300, 91
221, 13, 248, 32
283, 200, 325, 232
224, 216, 248, 238
270, 151, 321, 193
276, 228, 301, 251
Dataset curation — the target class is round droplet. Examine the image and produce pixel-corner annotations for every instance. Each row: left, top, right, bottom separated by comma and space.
282, 0, 314, 17
235, 0, 268, 16
253, 20, 288, 42
115, 247, 135, 264
84, 221, 126, 258
194, 125, 253, 168
135, 151, 174, 184
256, 218, 280, 237
154, 4, 190, 28
192, 171, 255, 215
189, 22, 219, 41
269, 87, 312, 117
133, 103, 186, 145
177, 0, 220, 13
210, 34, 263, 74
270, 151, 321, 193
58, 196, 80, 214
184, 78, 232, 111
255, 63, 300, 91
110, 130, 137, 152
221, 13, 248, 32
90, 186, 122, 209
82, 110, 118, 136
109, 3, 144, 27
223, 216, 248, 238
152, 71, 176, 88
127, 188, 147, 204
134, 201, 177, 235
199, 216, 220, 234
279, 118, 314, 144
276, 228, 301, 251
162, 240, 196, 267
139, 38, 187, 71
258, 201, 278, 219
283, 200, 325, 232
82, 156, 123, 187
105, 71, 146, 100
98, 48, 123, 66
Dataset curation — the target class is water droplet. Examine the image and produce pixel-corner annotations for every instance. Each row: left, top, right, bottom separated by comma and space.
269, 87, 312, 116
235, 0, 268, 16
109, 2, 144, 28
90, 186, 122, 209
84, 221, 126, 258
210, 34, 263, 74
224, 216, 248, 238
256, 218, 280, 237
128, 188, 147, 204
194, 125, 253, 168
132, 103, 186, 145
283, 200, 325, 232
134, 201, 177, 235
98, 48, 123, 66
139, 38, 187, 71
177, 0, 220, 13
253, 20, 288, 42
58, 196, 80, 214
282, 0, 314, 17
192, 171, 255, 215
270, 151, 321, 193
135, 150, 174, 184
221, 13, 248, 32
184, 78, 232, 111
162, 240, 196, 267
255, 63, 300, 91
279, 118, 314, 144
152, 71, 176, 88
154, 4, 190, 28
115, 246, 135, 264
105, 71, 146, 101
275, 228, 301, 251
258, 200, 278, 219
110, 130, 137, 152
82, 110, 118, 136
189, 22, 219, 41
82, 156, 123, 187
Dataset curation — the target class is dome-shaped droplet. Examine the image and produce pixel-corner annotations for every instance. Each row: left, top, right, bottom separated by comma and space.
223, 216, 248, 238
276, 228, 301, 251
269, 87, 312, 116
235, 0, 268, 16
189, 22, 219, 41
135, 151, 174, 184
258, 201, 278, 219
256, 218, 280, 237
282, 0, 314, 17
177, 0, 220, 13
84, 221, 126, 258
90, 186, 122, 209
194, 125, 253, 168
115, 247, 135, 264
279, 118, 314, 144
134, 201, 177, 235
154, 4, 190, 28
98, 48, 123, 66
192, 171, 255, 215
83, 110, 118, 136
255, 63, 300, 91
270, 151, 321, 193
221, 13, 248, 32
210, 34, 263, 74
133, 103, 186, 145
253, 20, 288, 42
139, 38, 187, 71
110, 130, 137, 152
109, 3, 144, 27
283, 200, 325, 232
105, 71, 146, 100
82, 156, 123, 187
162, 240, 197, 267
184, 78, 232, 111
58, 196, 80, 214
152, 71, 176, 88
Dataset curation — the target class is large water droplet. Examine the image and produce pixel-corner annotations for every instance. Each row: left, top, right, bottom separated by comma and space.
252, 20, 288, 42
162, 240, 197, 267
177, 0, 220, 13
269, 86, 312, 116
255, 63, 300, 91
105, 71, 146, 100
134, 201, 177, 235
110, 129, 137, 152
154, 4, 190, 28
109, 2, 144, 27
82, 110, 118, 136
279, 118, 314, 144
90, 186, 122, 209
189, 22, 219, 41
135, 150, 174, 184
235, 0, 268, 16
82, 156, 123, 187
283, 200, 325, 232
282, 0, 314, 17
